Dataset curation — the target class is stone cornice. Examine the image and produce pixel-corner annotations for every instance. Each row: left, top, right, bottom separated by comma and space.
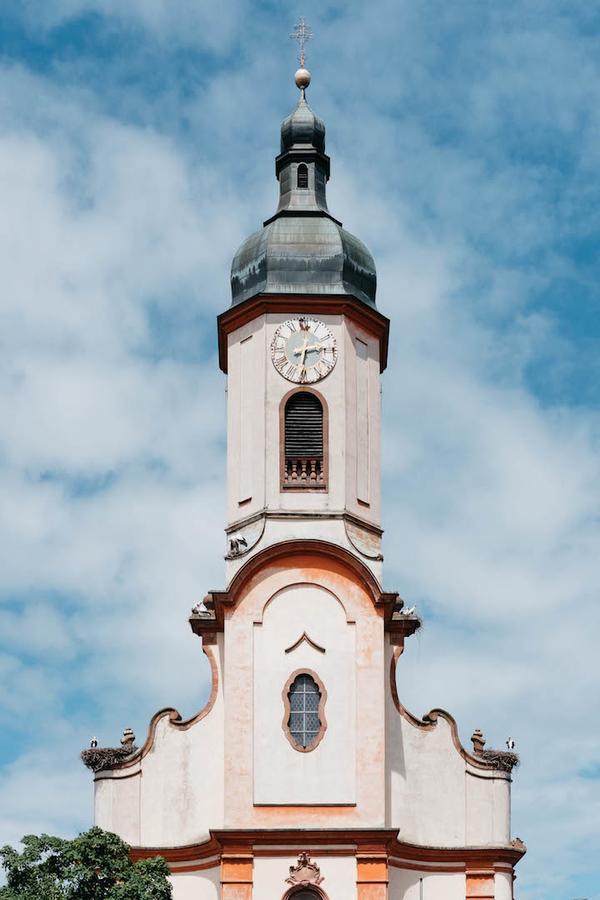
217, 293, 390, 374
129, 829, 526, 870
224, 507, 384, 538
189, 539, 399, 636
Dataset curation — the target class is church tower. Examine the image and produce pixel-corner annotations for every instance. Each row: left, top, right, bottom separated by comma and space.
84, 45, 525, 900
221, 57, 387, 588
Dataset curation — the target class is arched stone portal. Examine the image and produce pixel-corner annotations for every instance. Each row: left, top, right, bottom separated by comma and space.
284, 888, 327, 900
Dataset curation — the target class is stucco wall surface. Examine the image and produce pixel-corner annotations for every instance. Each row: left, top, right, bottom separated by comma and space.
226, 311, 382, 533
495, 870, 514, 900
169, 867, 220, 900
386, 645, 511, 847
138, 697, 224, 846
94, 766, 141, 846
254, 582, 356, 804
94, 639, 224, 847
224, 551, 386, 828
225, 515, 383, 584
388, 868, 466, 900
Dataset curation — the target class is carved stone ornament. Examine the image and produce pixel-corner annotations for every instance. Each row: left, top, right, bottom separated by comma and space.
285, 852, 324, 887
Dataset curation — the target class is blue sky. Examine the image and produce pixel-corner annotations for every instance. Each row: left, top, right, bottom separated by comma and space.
0, 2, 598, 898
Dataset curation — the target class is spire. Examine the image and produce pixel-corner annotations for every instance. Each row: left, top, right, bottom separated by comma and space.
266, 20, 332, 224
229, 21, 377, 309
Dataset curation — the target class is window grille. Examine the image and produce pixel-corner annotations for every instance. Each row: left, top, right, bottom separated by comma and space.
284, 392, 324, 486
297, 163, 309, 189
287, 673, 321, 749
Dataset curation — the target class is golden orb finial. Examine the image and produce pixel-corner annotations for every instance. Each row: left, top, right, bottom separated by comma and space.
294, 67, 311, 91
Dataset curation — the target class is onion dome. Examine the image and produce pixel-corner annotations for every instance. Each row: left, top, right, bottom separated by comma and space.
230, 70, 376, 308
280, 96, 326, 155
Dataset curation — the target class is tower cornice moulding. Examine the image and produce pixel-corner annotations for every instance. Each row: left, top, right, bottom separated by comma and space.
225, 508, 384, 538
217, 293, 390, 374
128, 829, 526, 870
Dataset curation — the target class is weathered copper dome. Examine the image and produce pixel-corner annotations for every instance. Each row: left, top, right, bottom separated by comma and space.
280, 96, 326, 154
230, 78, 376, 308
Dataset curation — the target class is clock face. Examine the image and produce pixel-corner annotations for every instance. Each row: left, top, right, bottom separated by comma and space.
271, 317, 337, 384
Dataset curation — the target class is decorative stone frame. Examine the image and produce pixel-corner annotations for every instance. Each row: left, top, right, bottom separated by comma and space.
280, 386, 329, 492
282, 668, 328, 753
283, 852, 329, 900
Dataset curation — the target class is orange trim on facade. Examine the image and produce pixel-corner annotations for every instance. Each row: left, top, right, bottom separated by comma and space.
130, 828, 525, 868
390, 839, 524, 868
221, 840, 253, 900
217, 293, 390, 374
168, 860, 220, 874
191, 541, 399, 636
466, 869, 495, 899
357, 843, 389, 900
253, 848, 356, 858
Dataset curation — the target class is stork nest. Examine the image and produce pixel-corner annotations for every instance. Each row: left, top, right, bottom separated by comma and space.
80, 746, 138, 773
480, 749, 520, 772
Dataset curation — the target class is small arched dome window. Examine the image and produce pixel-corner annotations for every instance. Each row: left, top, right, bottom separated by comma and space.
284, 671, 326, 752
297, 163, 309, 189
283, 391, 326, 488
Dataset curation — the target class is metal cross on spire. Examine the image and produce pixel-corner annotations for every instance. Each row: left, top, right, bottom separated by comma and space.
290, 17, 314, 68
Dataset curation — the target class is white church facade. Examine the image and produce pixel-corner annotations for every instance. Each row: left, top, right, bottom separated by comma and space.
84, 60, 525, 900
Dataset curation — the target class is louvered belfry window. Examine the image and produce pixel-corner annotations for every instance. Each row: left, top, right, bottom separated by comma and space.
297, 163, 309, 189
283, 391, 325, 487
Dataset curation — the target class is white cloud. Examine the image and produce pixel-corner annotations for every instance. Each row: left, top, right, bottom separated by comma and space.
19, 0, 244, 50
0, 6, 598, 899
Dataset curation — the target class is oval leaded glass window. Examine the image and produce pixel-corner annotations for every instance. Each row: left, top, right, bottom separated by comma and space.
285, 671, 326, 751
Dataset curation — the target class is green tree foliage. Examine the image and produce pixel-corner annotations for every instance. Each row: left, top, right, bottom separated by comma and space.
0, 827, 172, 900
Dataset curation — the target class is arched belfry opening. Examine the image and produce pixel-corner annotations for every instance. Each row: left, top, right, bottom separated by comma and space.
281, 389, 327, 489
297, 163, 309, 189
